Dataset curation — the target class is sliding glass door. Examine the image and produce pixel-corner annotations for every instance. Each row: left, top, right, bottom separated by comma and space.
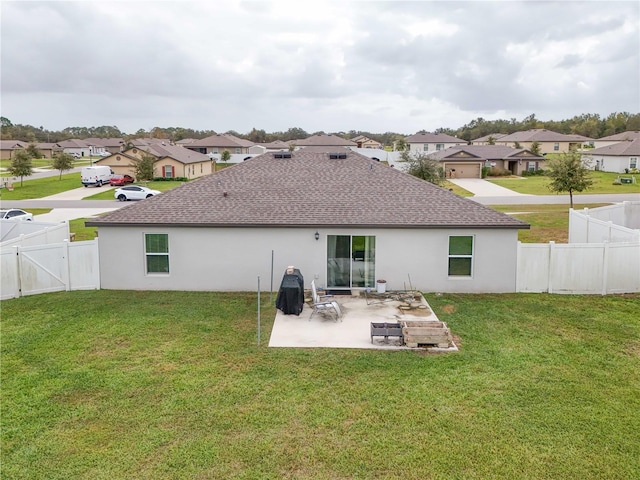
327, 235, 376, 289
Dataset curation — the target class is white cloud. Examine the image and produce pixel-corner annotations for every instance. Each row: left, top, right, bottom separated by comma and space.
1, 1, 638, 134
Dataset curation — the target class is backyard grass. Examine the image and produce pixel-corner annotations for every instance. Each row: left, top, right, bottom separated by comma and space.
488, 171, 640, 195
2, 290, 638, 479
490, 203, 609, 243
68, 218, 98, 241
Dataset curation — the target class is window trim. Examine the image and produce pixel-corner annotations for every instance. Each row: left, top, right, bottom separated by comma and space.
448, 235, 474, 278
144, 233, 170, 275
630, 157, 637, 169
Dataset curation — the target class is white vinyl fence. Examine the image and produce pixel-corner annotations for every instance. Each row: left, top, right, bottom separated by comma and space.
569, 202, 640, 243
0, 239, 100, 300
0, 221, 70, 247
517, 241, 640, 294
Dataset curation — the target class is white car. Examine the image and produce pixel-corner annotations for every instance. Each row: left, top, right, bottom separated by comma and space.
114, 185, 161, 201
0, 208, 33, 221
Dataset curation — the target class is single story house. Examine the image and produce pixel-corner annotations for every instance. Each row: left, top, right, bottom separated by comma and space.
87, 149, 529, 293
292, 134, 357, 150
470, 133, 508, 145
351, 135, 383, 149
428, 145, 546, 177
590, 131, 640, 149
58, 139, 92, 157
405, 132, 467, 154
0, 140, 27, 160
582, 138, 640, 173
496, 129, 593, 154
36, 142, 64, 158
84, 137, 125, 154
186, 134, 251, 155
94, 144, 212, 179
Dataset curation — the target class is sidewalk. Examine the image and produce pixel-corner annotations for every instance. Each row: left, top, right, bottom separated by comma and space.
448, 178, 530, 197
32, 186, 118, 222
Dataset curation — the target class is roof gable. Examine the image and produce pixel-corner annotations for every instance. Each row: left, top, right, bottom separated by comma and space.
296, 134, 357, 147
89, 150, 528, 230
405, 132, 465, 144
589, 138, 640, 156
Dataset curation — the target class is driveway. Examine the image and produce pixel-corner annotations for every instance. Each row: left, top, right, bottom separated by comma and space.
33, 185, 118, 222
448, 178, 530, 197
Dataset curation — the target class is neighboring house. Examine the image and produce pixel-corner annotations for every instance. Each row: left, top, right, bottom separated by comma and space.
496, 129, 593, 154
0, 140, 27, 160
292, 133, 357, 150
351, 135, 383, 149
58, 139, 92, 157
257, 140, 291, 151
87, 149, 529, 293
36, 142, 63, 158
428, 145, 546, 178
582, 138, 640, 173
470, 133, 508, 145
84, 137, 125, 154
590, 131, 640, 149
94, 144, 212, 179
405, 132, 467, 154
185, 134, 249, 155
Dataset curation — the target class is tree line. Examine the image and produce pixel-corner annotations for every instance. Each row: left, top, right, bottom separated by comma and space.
2, 112, 639, 146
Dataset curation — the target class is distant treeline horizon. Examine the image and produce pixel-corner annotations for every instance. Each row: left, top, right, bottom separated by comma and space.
2, 112, 639, 146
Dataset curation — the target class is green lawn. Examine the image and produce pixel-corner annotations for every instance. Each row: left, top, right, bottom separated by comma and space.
0, 173, 81, 200
83, 180, 187, 200
488, 171, 640, 195
2, 291, 638, 479
490, 203, 609, 243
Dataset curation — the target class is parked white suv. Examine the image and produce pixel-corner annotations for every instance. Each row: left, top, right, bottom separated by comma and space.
114, 186, 160, 201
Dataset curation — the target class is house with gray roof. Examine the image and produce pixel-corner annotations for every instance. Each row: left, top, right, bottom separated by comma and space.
185, 134, 250, 155
470, 133, 508, 145
88, 149, 529, 293
94, 143, 212, 180
405, 132, 467, 154
292, 133, 357, 149
582, 138, 640, 173
591, 131, 640, 149
58, 139, 92, 157
428, 145, 546, 177
0, 140, 27, 160
496, 129, 593, 154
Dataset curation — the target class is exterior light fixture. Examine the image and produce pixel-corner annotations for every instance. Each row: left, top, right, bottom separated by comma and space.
315, 231, 320, 241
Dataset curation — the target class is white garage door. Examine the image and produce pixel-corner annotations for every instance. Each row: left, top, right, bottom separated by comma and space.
445, 162, 482, 178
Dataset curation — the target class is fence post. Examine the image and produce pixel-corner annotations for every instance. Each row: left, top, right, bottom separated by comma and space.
62, 240, 71, 291
547, 241, 555, 294
601, 241, 609, 295
516, 241, 522, 292
14, 245, 22, 298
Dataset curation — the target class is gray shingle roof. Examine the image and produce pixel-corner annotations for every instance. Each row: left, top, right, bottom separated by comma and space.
499, 129, 593, 142
143, 144, 210, 164
88, 150, 528, 230
471, 133, 508, 142
405, 132, 466, 144
187, 134, 243, 148
588, 138, 640, 156
596, 131, 640, 142
295, 134, 357, 147
428, 145, 544, 161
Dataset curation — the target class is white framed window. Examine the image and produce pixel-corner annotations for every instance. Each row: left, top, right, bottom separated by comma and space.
145, 233, 169, 274
630, 158, 637, 169
423, 145, 429, 152
436, 143, 444, 151
212, 148, 219, 154
554, 143, 560, 151
235, 148, 241, 154
527, 161, 536, 171
448, 235, 474, 277
163, 165, 173, 178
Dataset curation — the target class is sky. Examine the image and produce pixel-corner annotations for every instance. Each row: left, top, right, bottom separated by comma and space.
1, 0, 639, 135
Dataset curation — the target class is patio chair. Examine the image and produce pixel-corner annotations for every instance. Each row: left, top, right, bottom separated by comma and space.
310, 280, 342, 322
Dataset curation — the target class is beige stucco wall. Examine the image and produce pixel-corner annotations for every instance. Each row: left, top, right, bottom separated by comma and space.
498, 141, 582, 155
156, 158, 212, 179
97, 226, 520, 293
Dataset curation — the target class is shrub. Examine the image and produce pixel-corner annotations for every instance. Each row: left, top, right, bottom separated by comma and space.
522, 169, 546, 177
487, 167, 511, 177
481, 166, 489, 178
153, 177, 188, 182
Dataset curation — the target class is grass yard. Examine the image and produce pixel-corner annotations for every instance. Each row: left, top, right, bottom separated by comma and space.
488, 171, 640, 195
2, 291, 638, 479
490, 203, 609, 243
0, 173, 81, 200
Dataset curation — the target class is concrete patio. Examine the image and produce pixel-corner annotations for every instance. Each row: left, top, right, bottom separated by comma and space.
269, 291, 458, 351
